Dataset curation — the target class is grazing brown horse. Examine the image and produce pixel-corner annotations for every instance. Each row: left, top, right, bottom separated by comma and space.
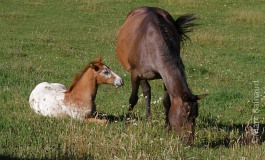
29, 55, 123, 124
116, 6, 207, 144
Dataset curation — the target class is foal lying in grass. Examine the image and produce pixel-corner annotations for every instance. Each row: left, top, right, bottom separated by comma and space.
29, 55, 123, 124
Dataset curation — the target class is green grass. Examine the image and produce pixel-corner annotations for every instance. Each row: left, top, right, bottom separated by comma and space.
1, 0, 265, 159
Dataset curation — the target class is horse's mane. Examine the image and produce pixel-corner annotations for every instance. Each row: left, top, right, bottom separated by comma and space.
155, 12, 197, 78
65, 60, 101, 93
174, 14, 197, 43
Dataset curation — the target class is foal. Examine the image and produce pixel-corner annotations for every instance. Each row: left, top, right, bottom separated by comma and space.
29, 56, 123, 124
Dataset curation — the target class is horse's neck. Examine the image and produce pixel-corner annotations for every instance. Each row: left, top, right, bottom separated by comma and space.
161, 66, 190, 98
65, 68, 98, 106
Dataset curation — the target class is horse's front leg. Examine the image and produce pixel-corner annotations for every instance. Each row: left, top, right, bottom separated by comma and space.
140, 80, 151, 121
128, 72, 140, 119
163, 85, 171, 131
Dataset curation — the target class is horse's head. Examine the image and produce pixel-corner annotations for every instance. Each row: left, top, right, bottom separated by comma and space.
169, 92, 207, 145
90, 55, 123, 87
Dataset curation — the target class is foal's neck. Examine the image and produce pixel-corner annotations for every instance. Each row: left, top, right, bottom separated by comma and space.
65, 68, 98, 105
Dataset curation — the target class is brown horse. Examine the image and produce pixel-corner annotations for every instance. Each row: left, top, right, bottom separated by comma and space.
29, 55, 123, 124
116, 6, 207, 144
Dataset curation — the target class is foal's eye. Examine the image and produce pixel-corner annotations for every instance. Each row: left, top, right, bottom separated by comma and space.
103, 70, 109, 75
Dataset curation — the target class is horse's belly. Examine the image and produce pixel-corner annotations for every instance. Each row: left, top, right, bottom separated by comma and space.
138, 70, 161, 80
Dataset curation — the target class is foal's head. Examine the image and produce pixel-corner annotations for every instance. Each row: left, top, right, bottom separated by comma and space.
90, 55, 123, 87
169, 92, 207, 144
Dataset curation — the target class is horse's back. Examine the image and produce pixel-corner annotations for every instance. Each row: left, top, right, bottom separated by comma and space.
116, 7, 174, 72
125, 6, 172, 22
29, 82, 67, 117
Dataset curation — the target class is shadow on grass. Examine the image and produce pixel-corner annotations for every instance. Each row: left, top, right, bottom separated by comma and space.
97, 112, 144, 123
196, 116, 265, 148
99, 112, 265, 149
0, 155, 23, 160
0, 154, 95, 160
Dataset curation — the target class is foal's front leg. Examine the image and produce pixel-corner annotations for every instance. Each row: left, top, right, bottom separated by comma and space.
84, 118, 108, 124
84, 112, 108, 124
140, 80, 151, 120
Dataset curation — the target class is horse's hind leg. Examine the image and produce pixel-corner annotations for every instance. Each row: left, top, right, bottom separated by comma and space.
163, 86, 171, 131
140, 80, 151, 121
128, 72, 141, 118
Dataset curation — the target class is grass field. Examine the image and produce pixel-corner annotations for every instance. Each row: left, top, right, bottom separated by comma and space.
1, 0, 265, 159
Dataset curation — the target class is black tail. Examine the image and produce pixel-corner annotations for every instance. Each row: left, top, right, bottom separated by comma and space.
175, 14, 197, 42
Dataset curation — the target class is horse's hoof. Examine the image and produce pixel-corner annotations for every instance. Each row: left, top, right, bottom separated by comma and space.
165, 125, 172, 132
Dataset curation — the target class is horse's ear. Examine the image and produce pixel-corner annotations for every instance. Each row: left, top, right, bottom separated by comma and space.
90, 63, 99, 71
97, 54, 102, 63
195, 94, 208, 100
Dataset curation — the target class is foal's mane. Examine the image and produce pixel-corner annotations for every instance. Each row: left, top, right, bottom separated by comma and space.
65, 60, 101, 93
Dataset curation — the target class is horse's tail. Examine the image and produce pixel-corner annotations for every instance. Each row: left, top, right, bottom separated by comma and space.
175, 14, 197, 43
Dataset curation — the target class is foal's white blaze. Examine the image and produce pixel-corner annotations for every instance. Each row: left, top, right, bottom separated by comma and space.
99, 66, 112, 78
100, 65, 123, 87
29, 82, 92, 119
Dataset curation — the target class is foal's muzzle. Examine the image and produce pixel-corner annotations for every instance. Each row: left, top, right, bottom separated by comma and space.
114, 77, 123, 87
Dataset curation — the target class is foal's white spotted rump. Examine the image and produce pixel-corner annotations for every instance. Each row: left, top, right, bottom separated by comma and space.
28, 56, 123, 123
29, 82, 76, 117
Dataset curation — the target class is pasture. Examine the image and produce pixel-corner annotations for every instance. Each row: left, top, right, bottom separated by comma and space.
0, 0, 265, 159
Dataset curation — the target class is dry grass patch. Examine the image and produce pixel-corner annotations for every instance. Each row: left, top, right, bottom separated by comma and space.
161, 0, 207, 8
228, 10, 265, 25
191, 29, 227, 46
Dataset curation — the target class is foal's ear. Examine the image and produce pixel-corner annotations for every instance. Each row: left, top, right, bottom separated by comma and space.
90, 63, 99, 71
97, 54, 102, 63
195, 94, 208, 100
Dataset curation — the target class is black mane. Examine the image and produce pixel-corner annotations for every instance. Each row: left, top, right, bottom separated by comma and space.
175, 14, 197, 43
155, 13, 187, 77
